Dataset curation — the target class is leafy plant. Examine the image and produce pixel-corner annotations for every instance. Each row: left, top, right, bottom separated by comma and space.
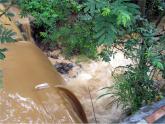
18, 0, 139, 58
100, 18, 165, 113
0, 0, 16, 60
0, 26, 15, 59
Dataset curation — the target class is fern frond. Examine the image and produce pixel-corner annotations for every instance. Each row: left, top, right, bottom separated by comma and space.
94, 16, 117, 45
0, 25, 15, 60
0, 25, 16, 43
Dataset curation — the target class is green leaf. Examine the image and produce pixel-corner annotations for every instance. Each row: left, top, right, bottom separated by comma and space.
0, 51, 5, 60
0, 25, 15, 60
101, 7, 111, 16
152, 59, 164, 70
156, 62, 164, 70
0, 48, 7, 60
117, 11, 131, 27
84, 0, 96, 15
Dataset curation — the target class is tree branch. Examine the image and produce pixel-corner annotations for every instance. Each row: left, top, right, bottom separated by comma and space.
156, 9, 165, 27
0, 0, 15, 18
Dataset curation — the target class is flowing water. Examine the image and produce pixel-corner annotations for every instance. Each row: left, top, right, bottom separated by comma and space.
0, 42, 84, 123
0, 5, 132, 123
1, 5, 164, 123
48, 51, 132, 123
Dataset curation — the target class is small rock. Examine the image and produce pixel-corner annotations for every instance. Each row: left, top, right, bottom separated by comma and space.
54, 63, 74, 74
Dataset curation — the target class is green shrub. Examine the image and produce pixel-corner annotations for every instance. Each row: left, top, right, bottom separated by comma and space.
100, 19, 165, 113
18, 0, 139, 58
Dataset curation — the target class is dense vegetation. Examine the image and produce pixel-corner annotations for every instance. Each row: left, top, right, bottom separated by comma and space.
18, 0, 140, 58
101, 21, 165, 112
0, 0, 165, 114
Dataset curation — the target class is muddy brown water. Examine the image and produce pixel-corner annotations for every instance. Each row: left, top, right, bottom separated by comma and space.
0, 5, 131, 123
0, 5, 87, 123
1, 4, 164, 123
49, 53, 132, 123
0, 42, 87, 123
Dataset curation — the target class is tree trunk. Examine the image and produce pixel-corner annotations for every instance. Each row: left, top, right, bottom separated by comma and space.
138, 0, 147, 17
